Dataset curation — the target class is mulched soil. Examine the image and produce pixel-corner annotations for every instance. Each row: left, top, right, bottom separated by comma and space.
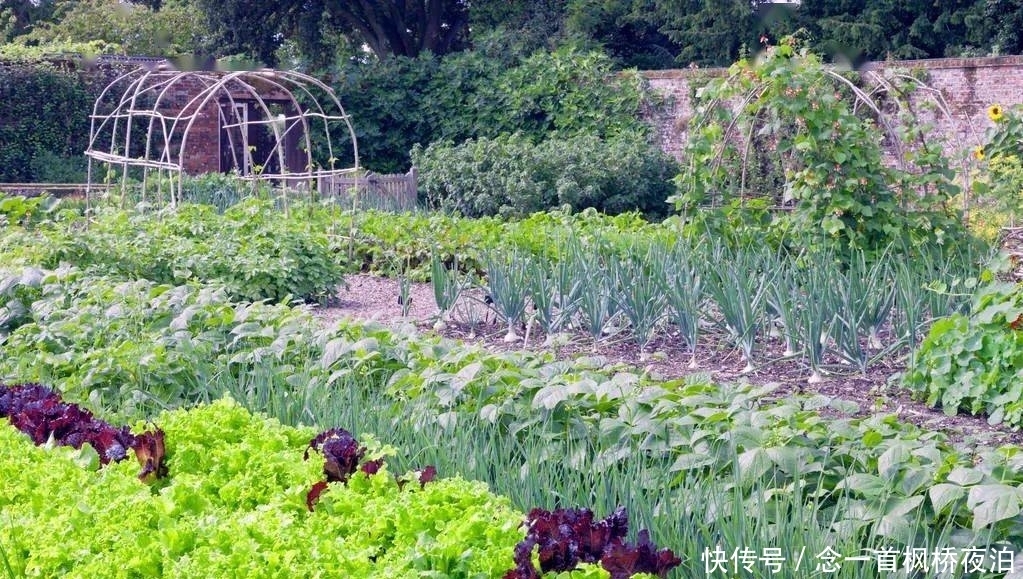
314, 272, 1023, 448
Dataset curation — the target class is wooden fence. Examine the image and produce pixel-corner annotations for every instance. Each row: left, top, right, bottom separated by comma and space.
317, 168, 418, 211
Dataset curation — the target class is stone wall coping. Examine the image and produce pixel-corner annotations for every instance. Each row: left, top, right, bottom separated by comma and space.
641, 55, 1023, 81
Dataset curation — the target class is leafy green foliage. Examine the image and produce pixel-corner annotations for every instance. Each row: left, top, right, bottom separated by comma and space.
0, 62, 93, 183
35, 199, 344, 303
0, 397, 526, 578
12, 0, 209, 58
904, 275, 1023, 429
973, 103, 1023, 225
332, 44, 656, 174
0, 193, 61, 228
789, 0, 990, 63
414, 132, 676, 218
0, 267, 321, 412
655, 0, 763, 67
673, 40, 970, 258
343, 207, 656, 281
310, 320, 1023, 551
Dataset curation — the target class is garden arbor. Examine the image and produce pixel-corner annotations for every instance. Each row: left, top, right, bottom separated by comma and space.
84, 65, 359, 206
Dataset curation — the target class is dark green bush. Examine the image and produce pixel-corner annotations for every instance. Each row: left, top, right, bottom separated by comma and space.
413, 131, 676, 218
0, 63, 93, 182
329, 42, 655, 173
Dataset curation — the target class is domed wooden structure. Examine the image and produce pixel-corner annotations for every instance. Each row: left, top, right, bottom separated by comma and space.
85, 65, 359, 205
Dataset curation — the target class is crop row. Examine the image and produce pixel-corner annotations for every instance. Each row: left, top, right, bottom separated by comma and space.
426, 238, 983, 380
0, 194, 985, 383
2, 266, 1022, 576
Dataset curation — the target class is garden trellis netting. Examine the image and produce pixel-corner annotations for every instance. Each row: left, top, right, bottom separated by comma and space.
83, 65, 360, 208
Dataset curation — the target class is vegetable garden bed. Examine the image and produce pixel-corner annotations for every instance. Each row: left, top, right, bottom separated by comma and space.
4, 193, 1023, 578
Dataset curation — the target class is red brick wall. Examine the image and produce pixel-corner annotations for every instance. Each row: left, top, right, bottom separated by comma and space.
642, 55, 1023, 163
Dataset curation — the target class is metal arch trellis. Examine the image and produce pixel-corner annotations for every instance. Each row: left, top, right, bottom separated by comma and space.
84, 66, 360, 211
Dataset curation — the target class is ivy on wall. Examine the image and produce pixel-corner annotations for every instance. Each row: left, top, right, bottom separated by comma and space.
0, 62, 93, 182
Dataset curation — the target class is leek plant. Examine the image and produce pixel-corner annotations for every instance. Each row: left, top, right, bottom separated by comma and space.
706, 245, 771, 373
430, 251, 465, 331
832, 252, 895, 374
795, 261, 837, 383
611, 244, 668, 359
660, 241, 705, 368
575, 249, 617, 347
484, 250, 530, 343
764, 251, 800, 358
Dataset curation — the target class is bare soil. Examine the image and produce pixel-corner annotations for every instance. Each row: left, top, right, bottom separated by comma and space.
314, 273, 1023, 448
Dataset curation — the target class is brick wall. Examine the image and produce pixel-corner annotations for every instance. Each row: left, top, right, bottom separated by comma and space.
642, 55, 1023, 163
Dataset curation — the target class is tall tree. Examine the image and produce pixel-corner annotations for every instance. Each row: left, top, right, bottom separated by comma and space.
984, 0, 1023, 55
0, 0, 58, 42
564, 0, 679, 69
794, 0, 989, 62
13, 0, 210, 57
654, 0, 767, 66
194, 0, 470, 66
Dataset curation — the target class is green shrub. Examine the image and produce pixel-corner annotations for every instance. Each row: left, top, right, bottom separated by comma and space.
673, 39, 968, 258
28, 150, 88, 183
330, 43, 655, 173
413, 131, 676, 218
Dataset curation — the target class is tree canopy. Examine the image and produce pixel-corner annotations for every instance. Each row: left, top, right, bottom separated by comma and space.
3, 0, 1023, 68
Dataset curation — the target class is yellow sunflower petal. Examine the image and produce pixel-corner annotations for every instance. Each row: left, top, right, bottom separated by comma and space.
988, 104, 1004, 122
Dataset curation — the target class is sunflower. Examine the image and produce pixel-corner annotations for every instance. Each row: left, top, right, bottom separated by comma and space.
973, 146, 985, 161
988, 104, 1005, 123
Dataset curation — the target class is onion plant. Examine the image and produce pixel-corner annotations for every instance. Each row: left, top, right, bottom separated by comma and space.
547, 239, 584, 337
893, 259, 928, 356
525, 256, 557, 338
660, 241, 705, 368
706, 244, 771, 373
484, 250, 530, 343
611, 244, 668, 359
849, 251, 896, 350
397, 273, 413, 318
451, 290, 488, 340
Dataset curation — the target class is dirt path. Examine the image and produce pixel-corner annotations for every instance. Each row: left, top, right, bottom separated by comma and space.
314, 273, 1023, 447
